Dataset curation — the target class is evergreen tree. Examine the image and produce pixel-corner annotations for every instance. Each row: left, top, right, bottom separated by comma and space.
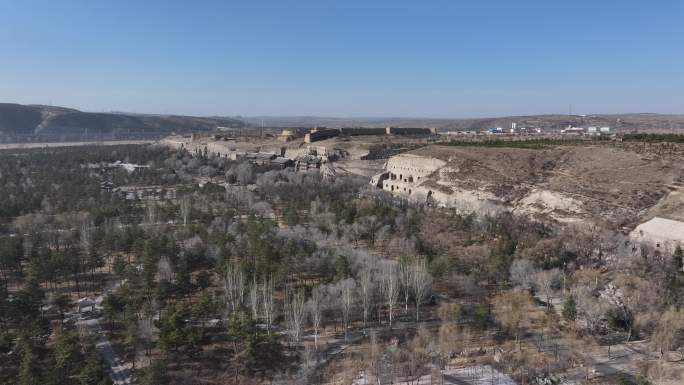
140, 359, 170, 385
283, 204, 300, 226
112, 255, 126, 277
334, 255, 351, 281
562, 295, 577, 322
78, 344, 112, 385
18, 336, 42, 385
54, 327, 83, 379
665, 246, 684, 307
226, 309, 283, 374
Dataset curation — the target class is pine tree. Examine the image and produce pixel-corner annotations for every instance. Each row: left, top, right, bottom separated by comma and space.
78, 344, 112, 385
18, 337, 42, 385
665, 246, 684, 307
673, 246, 684, 271
562, 295, 577, 322
334, 255, 350, 280
54, 327, 83, 379
140, 359, 170, 385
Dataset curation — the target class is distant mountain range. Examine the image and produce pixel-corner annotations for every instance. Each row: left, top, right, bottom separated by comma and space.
1, 103, 682, 143
0, 103, 245, 142
245, 114, 684, 133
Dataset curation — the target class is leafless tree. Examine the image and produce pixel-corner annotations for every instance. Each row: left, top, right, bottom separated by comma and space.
348, 222, 366, 248
359, 216, 381, 246
285, 287, 307, 344
248, 278, 260, 320
80, 218, 94, 256
224, 262, 245, 313
651, 307, 684, 356
138, 315, 156, 358
157, 256, 174, 282
144, 201, 158, 226
381, 260, 400, 329
399, 257, 413, 314
509, 259, 538, 290
339, 278, 356, 341
492, 289, 535, 345
298, 345, 315, 385
235, 162, 254, 186
307, 285, 324, 350
613, 274, 660, 340
411, 259, 432, 322
572, 284, 607, 333
359, 258, 378, 329
261, 276, 276, 335
180, 195, 192, 226
250, 201, 273, 216
534, 268, 561, 311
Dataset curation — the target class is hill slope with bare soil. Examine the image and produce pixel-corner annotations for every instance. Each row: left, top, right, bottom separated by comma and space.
0, 103, 245, 142
402, 144, 684, 227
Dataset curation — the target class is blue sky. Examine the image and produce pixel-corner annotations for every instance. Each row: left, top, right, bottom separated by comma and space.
1, 0, 682, 117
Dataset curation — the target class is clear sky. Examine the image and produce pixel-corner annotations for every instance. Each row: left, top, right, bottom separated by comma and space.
1, 0, 682, 117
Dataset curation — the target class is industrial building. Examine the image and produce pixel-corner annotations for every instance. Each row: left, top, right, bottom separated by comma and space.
340, 127, 387, 136
304, 127, 340, 143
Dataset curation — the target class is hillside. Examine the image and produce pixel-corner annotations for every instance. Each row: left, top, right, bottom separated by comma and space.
0, 103, 245, 142
386, 144, 684, 228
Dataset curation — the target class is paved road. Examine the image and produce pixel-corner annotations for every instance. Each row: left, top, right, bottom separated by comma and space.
78, 317, 131, 385
75, 281, 131, 385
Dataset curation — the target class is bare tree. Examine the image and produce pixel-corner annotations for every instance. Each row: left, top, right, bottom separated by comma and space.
399, 256, 413, 314
359, 259, 378, 329
298, 345, 315, 385
308, 285, 324, 350
492, 289, 535, 345
261, 276, 276, 335
80, 218, 94, 256
359, 216, 381, 246
348, 222, 366, 248
534, 268, 561, 311
180, 195, 192, 226
144, 201, 158, 226
248, 278, 260, 320
652, 307, 684, 357
509, 259, 538, 290
224, 262, 245, 313
381, 261, 400, 329
339, 278, 356, 341
234, 162, 254, 186
138, 316, 156, 358
572, 285, 607, 334
411, 259, 432, 322
285, 287, 307, 344
157, 256, 174, 282
80, 218, 95, 293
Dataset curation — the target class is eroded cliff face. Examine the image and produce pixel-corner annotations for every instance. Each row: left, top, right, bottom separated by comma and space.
372, 145, 684, 228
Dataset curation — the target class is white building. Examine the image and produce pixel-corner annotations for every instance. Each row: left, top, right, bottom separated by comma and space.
373, 153, 446, 196
630, 217, 684, 254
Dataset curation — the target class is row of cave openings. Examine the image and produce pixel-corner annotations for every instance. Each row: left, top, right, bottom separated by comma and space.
389, 172, 415, 183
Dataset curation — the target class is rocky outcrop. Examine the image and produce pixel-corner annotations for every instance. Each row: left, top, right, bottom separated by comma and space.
372, 144, 684, 228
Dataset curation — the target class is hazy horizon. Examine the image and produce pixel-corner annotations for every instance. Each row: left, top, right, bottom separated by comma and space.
7, 102, 684, 121
2, 1, 683, 117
